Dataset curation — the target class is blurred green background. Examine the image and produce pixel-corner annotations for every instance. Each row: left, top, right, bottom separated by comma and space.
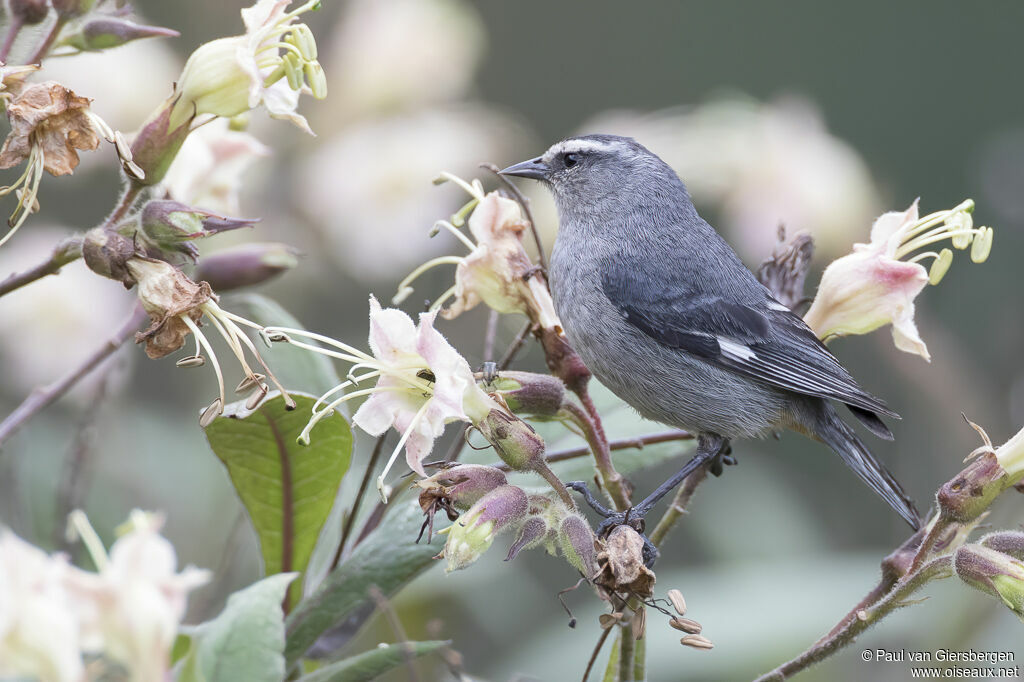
2, 1, 1024, 680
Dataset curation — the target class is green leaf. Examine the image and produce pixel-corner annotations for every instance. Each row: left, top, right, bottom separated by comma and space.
204, 393, 352, 604
295, 641, 449, 682
176, 573, 297, 682
285, 501, 440, 667
227, 293, 342, 398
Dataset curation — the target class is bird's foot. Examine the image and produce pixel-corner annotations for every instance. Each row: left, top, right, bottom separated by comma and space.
565, 480, 659, 567
708, 443, 737, 477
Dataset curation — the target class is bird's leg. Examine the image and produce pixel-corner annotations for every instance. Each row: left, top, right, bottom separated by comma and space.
708, 442, 736, 477
568, 434, 728, 567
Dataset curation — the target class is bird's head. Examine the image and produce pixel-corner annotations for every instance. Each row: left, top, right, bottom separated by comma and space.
500, 134, 686, 213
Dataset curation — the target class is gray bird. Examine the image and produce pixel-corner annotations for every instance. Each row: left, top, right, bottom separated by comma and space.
499, 134, 921, 545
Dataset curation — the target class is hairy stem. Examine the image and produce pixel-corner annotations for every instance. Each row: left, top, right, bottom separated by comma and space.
0, 305, 145, 447
26, 14, 66, 64
754, 557, 953, 681
533, 459, 577, 510
582, 627, 612, 682
563, 400, 631, 511
0, 15, 24, 63
617, 624, 635, 682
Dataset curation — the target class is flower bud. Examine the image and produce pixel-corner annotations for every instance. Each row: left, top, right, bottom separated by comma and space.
416, 464, 507, 513
172, 37, 254, 127
955, 544, 1024, 620
476, 408, 546, 472
193, 243, 300, 292
505, 517, 550, 562
444, 484, 528, 572
65, 17, 179, 51
9, 0, 49, 25
486, 370, 565, 417
130, 98, 194, 186
51, 0, 94, 17
936, 452, 1010, 523
138, 199, 256, 259
558, 513, 597, 578
82, 226, 136, 284
980, 531, 1024, 561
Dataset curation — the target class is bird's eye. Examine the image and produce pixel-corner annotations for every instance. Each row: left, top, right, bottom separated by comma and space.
563, 152, 582, 168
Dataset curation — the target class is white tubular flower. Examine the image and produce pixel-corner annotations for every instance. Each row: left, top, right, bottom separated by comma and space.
0, 530, 84, 682
393, 174, 561, 330
65, 510, 210, 682
803, 199, 994, 361
170, 0, 326, 132
262, 296, 499, 500
126, 257, 294, 425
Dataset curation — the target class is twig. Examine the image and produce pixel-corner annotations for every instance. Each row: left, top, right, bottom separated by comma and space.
480, 162, 547, 272
495, 430, 693, 472
498, 320, 533, 371
54, 358, 120, 550
0, 16, 24, 63
0, 305, 145, 448
483, 309, 499, 362
618, 623, 635, 682
368, 585, 420, 682
581, 627, 612, 682
26, 14, 66, 64
0, 236, 83, 298
562, 401, 631, 510
330, 434, 387, 571
648, 461, 711, 547
753, 557, 952, 681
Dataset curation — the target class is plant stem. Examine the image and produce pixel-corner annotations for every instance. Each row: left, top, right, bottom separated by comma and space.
753, 557, 952, 681
534, 459, 577, 510
649, 462, 710, 547
582, 627, 613, 682
0, 305, 145, 447
495, 430, 693, 472
368, 585, 420, 682
562, 401, 631, 510
329, 433, 387, 570
0, 15, 24, 63
618, 624, 635, 682
0, 235, 83, 298
498, 320, 533, 370
26, 14, 66, 64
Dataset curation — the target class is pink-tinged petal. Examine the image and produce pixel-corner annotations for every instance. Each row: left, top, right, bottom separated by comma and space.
351, 376, 413, 435
466, 193, 524, 245
890, 301, 931, 361
804, 251, 928, 342
241, 0, 291, 34
367, 296, 419, 363
868, 199, 919, 256
262, 80, 314, 135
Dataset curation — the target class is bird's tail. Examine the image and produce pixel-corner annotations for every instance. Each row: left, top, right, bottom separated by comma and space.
813, 402, 921, 530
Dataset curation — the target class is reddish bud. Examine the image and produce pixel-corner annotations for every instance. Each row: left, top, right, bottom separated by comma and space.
9, 0, 49, 25
193, 243, 300, 292
66, 17, 179, 51
488, 370, 565, 417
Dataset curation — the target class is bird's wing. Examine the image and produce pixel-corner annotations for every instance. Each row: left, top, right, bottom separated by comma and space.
600, 261, 898, 419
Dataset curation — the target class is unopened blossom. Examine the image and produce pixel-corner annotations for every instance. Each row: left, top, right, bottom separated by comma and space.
159, 118, 270, 214
66, 510, 210, 682
125, 257, 293, 425
443, 484, 529, 572
169, 0, 326, 133
0, 530, 84, 682
394, 176, 560, 330
955, 543, 1024, 622
804, 199, 994, 361
263, 296, 500, 499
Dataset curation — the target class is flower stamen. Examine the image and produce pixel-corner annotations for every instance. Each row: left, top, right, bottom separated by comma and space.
376, 400, 432, 503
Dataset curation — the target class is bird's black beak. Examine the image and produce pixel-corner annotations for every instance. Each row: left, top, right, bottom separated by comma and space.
498, 157, 550, 181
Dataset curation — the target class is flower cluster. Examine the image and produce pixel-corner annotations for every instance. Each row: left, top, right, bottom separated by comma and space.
0, 511, 208, 682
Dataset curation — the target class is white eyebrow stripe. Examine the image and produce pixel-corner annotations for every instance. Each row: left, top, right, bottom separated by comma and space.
545, 139, 618, 159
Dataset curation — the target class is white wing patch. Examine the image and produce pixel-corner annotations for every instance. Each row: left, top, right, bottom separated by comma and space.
767, 300, 791, 312
717, 337, 757, 361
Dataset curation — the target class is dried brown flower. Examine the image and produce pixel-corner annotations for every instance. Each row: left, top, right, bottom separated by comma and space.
0, 81, 101, 176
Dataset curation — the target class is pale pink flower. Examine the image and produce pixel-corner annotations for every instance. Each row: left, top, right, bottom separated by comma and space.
171, 0, 325, 133
0, 530, 84, 682
66, 511, 210, 682
804, 199, 993, 361
262, 296, 498, 497
394, 179, 560, 330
